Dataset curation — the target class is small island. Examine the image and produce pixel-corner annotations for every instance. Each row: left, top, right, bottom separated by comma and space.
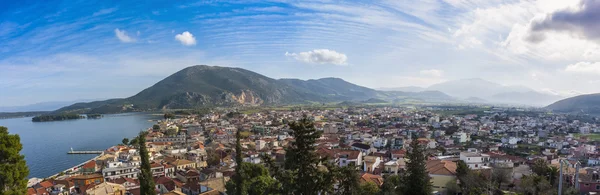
86, 114, 103, 119
32, 113, 84, 122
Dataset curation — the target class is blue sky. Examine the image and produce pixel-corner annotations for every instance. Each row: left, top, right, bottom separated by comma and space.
1, 0, 600, 106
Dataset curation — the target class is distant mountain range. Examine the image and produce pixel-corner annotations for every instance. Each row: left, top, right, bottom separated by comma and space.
54, 65, 456, 114
384, 78, 566, 106
0, 100, 100, 112
546, 93, 600, 115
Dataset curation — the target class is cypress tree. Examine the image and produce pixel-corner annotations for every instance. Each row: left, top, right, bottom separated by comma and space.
234, 128, 244, 195
402, 138, 432, 195
283, 117, 323, 194
137, 132, 156, 195
0, 126, 29, 195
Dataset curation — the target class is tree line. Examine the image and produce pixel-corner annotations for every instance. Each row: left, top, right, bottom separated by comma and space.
32, 113, 83, 122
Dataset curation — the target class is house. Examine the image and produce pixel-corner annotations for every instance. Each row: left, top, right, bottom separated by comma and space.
337, 150, 363, 167
417, 138, 437, 149
111, 177, 139, 190
351, 142, 373, 155
363, 156, 382, 173
72, 174, 104, 191
255, 140, 266, 150
151, 162, 165, 177
155, 176, 180, 194
50, 184, 70, 195
390, 149, 406, 160
427, 160, 457, 194
373, 137, 388, 148
391, 138, 404, 149
181, 182, 219, 195
102, 162, 139, 180
360, 173, 384, 187
83, 182, 126, 195
81, 160, 98, 174
459, 151, 490, 170
578, 168, 600, 194
171, 159, 197, 171
383, 159, 405, 174
452, 132, 470, 143
176, 169, 201, 183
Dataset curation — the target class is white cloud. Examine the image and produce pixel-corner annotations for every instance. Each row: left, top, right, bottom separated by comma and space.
175, 31, 197, 46
285, 49, 347, 65
419, 69, 444, 77
114, 28, 135, 43
565, 61, 600, 75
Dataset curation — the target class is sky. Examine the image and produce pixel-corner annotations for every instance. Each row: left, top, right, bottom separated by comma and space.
1, 0, 600, 106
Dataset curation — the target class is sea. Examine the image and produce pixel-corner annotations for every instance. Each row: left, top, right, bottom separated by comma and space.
0, 112, 161, 178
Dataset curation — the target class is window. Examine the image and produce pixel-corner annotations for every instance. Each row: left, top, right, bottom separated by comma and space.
596, 185, 600, 190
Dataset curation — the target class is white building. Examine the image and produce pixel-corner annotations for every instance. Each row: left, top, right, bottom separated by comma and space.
459, 151, 490, 170
363, 156, 382, 173
255, 140, 266, 151
452, 132, 470, 143
373, 137, 388, 148
338, 151, 362, 168
102, 162, 139, 180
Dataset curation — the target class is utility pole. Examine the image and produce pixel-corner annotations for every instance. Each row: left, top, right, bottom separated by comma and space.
575, 161, 581, 191
559, 160, 564, 195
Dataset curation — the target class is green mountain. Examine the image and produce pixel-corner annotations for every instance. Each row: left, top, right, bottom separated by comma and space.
55, 65, 456, 114
279, 77, 377, 101
546, 93, 600, 114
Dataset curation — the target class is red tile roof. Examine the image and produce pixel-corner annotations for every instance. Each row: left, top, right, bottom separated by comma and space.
360, 173, 384, 186
39, 180, 53, 188
27, 188, 36, 195
426, 160, 457, 176
82, 160, 96, 169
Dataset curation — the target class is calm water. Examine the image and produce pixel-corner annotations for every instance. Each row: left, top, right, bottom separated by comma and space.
0, 113, 160, 178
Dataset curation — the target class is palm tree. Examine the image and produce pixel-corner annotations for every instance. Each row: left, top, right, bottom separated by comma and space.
547, 166, 559, 186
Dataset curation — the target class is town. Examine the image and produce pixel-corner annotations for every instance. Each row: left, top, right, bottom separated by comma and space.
25, 105, 600, 195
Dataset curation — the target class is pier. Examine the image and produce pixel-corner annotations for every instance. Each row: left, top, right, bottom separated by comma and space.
67, 147, 104, 154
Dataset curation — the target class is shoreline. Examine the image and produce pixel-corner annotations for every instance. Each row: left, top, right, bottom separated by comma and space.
27, 154, 102, 187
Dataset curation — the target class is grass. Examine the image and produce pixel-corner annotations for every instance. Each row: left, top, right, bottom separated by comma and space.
573, 133, 600, 141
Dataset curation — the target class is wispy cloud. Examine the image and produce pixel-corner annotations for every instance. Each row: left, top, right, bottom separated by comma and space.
565, 61, 600, 75
420, 69, 444, 77
92, 7, 118, 17
114, 28, 135, 43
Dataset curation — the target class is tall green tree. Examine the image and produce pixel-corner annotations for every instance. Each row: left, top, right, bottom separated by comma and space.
379, 174, 403, 195
359, 182, 380, 195
335, 165, 361, 195
225, 162, 280, 195
0, 126, 29, 195
491, 166, 512, 190
122, 138, 129, 146
137, 132, 156, 195
401, 137, 432, 195
456, 160, 469, 178
282, 117, 325, 194
230, 129, 245, 195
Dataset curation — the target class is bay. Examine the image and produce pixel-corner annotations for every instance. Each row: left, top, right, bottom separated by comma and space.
0, 113, 161, 178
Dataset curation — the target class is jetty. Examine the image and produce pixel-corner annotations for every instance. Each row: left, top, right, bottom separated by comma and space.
67, 147, 104, 154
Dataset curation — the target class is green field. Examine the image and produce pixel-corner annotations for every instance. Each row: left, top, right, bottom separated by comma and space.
573, 133, 600, 141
